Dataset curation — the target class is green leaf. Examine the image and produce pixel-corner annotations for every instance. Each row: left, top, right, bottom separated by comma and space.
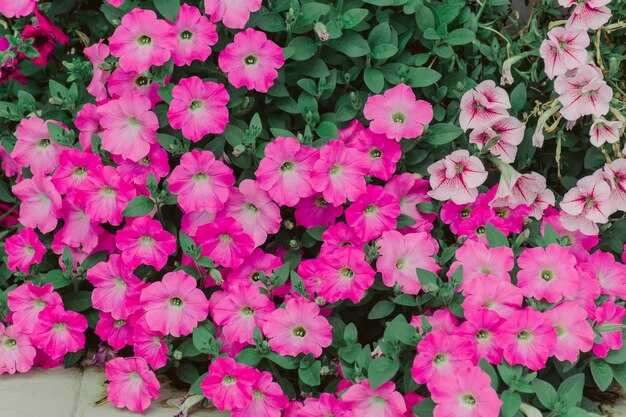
557, 373, 585, 407
606, 345, 626, 364
368, 357, 399, 389
179, 231, 199, 259
192, 324, 215, 354
364, 68, 385, 93
298, 360, 321, 386
434, 2, 465, 25
80, 251, 108, 270
316, 121, 338, 139
425, 123, 463, 145
485, 223, 509, 248
0, 181, 15, 203
413, 398, 435, 417
565, 407, 594, 417
328, 31, 370, 57
266, 351, 299, 369
341, 9, 369, 29
396, 214, 416, 228
500, 391, 521, 417
416, 268, 439, 292
532, 379, 558, 409
236, 348, 263, 367
590, 359, 614, 391
283, 36, 318, 61
510, 82, 527, 113
368, 300, 395, 319
63, 291, 92, 312
408, 67, 441, 88
305, 226, 327, 241
176, 363, 199, 385
542, 223, 560, 246
41, 270, 72, 289
154, 0, 180, 21
446, 28, 476, 46
122, 196, 155, 217
344, 323, 358, 344
372, 44, 398, 60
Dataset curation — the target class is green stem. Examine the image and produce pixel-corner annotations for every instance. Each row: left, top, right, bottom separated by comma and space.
0, 202, 19, 223
476, 0, 489, 21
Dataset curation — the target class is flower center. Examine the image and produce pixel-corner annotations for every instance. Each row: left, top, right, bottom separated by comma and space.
329, 165, 343, 176
53, 322, 67, 331
38, 139, 51, 148
475, 226, 486, 235
128, 116, 140, 126
585, 197, 597, 209
460, 207, 472, 218
555, 325, 565, 337
34, 299, 46, 308
476, 330, 489, 340
369, 148, 382, 159
479, 267, 491, 274
129, 371, 142, 381
193, 172, 208, 182
135, 75, 149, 87
462, 394, 476, 406
371, 395, 387, 405
137, 35, 152, 45
395, 257, 406, 269
540, 269, 554, 281
139, 156, 151, 166
391, 112, 405, 123
280, 161, 295, 173
364, 204, 378, 215
292, 326, 307, 337
339, 267, 354, 279
455, 163, 464, 174
315, 197, 328, 208
180, 30, 193, 40
495, 208, 509, 218
252, 390, 264, 399
73, 167, 87, 177
25, 245, 35, 255
251, 272, 261, 282
245, 203, 258, 213
241, 306, 254, 316
189, 99, 204, 111
3, 338, 17, 349
222, 375, 236, 385
168, 297, 184, 307
114, 319, 126, 328
517, 330, 531, 341
244, 55, 258, 65
114, 277, 126, 287
102, 186, 116, 195
219, 234, 233, 244
433, 353, 447, 365
139, 235, 155, 245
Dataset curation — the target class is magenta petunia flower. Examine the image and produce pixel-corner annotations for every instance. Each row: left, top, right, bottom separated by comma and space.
342, 380, 407, 417
427, 150, 488, 205
219, 28, 284, 93
539, 27, 589, 79
86, 254, 144, 318
53, 201, 103, 254
95, 311, 136, 351
97, 92, 159, 162
300, 393, 348, 417
255, 136, 318, 207
204, 0, 262, 29
592, 300, 626, 357
12, 174, 62, 233
384, 173, 435, 232
84, 41, 110, 101
105, 357, 160, 414
115, 216, 177, 270
429, 366, 502, 417
7, 282, 63, 335
448, 239, 514, 292
580, 250, 626, 298
227, 248, 281, 289
317, 246, 376, 304
201, 357, 256, 411
262, 297, 332, 358
51, 148, 102, 195
108, 8, 177, 73
411, 330, 476, 385
350, 128, 402, 181
0, 323, 36, 375
168, 149, 234, 214
496, 307, 557, 371
363, 83, 433, 141
311, 140, 370, 205
11, 117, 64, 176
294, 194, 343, 229
30, 306, 88, 360
107, 68, 162, 107
0, 0, 38, 18
544, 301, 594, 363
5, 228, 45, 274
231, 370, 289, 417
132, 317, 169, 370
345, 184, 400, 241
457, 308, 504, 365
172, 4, 218, 66
140, 270, 209, 337
462, 276, 523, 319
196, 216, 255, 269
377, 230, 439, 294
115, 143, 171, 185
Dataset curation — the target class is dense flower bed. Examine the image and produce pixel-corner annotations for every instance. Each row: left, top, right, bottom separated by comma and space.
0, 0, 626, 416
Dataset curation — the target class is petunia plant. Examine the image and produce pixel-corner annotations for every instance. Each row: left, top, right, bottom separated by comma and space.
0, 0, 625, 417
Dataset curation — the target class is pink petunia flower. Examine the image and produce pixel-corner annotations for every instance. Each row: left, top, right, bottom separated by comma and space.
84, 41, 111, 101
0, 323, 36, 374
342, 380, 407, 417
554, 64, 612, 121
427, 150, 488, 205
12, 174, 62, 233
224, 179, 281, 247
468, 116, 525, 163
7, 282, 63, 335
539, 27, 589, 79
167, 76, 230, 141
168, 149, 234, 213
311, 140, 370, 205
496, 307, 557, 371
516, 244, 580, 303
0, 0, 37, 17
459, 80, 510, 130
345, 185, 400, 241
51, 148, 102, 195
107, 68, 161, 107
211, 282, 275, 344
231, 370, 289, 417
544, 301, 594, 363
11, 117, 64, 175
227, 248, 281, 289
97, 92, 159, 162
115, 143, 171, 185
201, 357, 256, 411
86, 254, 144, 318
411, 330, 476, 385
115, 216, 177, 270
377, 230, 439, 294
219, 28, 284, 92
384, 173, 436, 232
140, 271, 209, 337
592, 301, 626, 357
55, 203, 103, 255
30, 306, 88, 360
560, 174, 614, 235
560, 0, 612, 30
351, 128, 402, 180
262, 297, 332, 358
462, 277, 523, 319
294, 194, 343, 228
429, 366, 502, 417
589, 118, 623, 147
255, 137, 318, 207
299, 393, 348, 417
172, 4, 218, 66
196, 216, 255, 269
204, 0, 261, 29
448, 239, 514, 292
457, 308, 504, 365
317, 246, 376, 304
108, 8, 177, 73
363, 83, 433, 141
5, 228, 45, 274
105, 357, 160, 414
95, 311, 136, 351
604, 159, 626, 212
580, 250, 626, 298
131, 315, 168, 370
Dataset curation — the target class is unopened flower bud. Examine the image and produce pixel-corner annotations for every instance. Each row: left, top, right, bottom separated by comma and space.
314, 22, 329, 41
